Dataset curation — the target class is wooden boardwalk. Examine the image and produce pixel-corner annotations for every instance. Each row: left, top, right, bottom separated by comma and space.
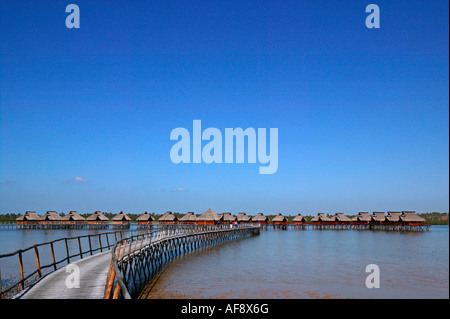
14, 250, 112, 299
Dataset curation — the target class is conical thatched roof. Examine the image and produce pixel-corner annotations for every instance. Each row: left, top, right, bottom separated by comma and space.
137, 212, 155, 221
237, 213, 251, 222
41, 211, 63, 221
158, 211, 178, 222
112, 211, 131, 221
311, 213, 333, 222
16, 211, 41, 221
179, 212, 197, 222
292, 214, 306, 222
197, 208, 221, 222
87, 211, 110, 221
62, 211, 86, 221
272, 213, 287, 222
400, 211, 425, 222
251, 213, 268, 222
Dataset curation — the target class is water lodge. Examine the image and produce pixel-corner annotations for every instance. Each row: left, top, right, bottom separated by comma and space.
10, 210, 429, 231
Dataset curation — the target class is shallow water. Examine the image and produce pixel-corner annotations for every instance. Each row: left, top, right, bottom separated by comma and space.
140, 226, 449, 299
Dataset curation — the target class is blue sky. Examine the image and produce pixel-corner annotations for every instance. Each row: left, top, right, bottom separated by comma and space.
0, 0, 448, 215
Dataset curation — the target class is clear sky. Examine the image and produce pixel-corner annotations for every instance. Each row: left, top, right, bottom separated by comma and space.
1, 0, 448, 215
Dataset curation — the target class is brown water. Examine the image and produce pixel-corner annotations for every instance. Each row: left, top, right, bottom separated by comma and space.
139, 226, 449, 299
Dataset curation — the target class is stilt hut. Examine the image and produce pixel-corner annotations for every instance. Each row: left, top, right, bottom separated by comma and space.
251, 213, 269, 225
112, 211, 131, 228
311, 213, 334, 225
137, 212, 155, 227
16, 211, 41, 228
352, 212, 371, 225
87, 211, 110, 228
158, 211, 178, 225
400, 211, 425, 226
334, 213, 352, 225
292, 214, 306, 225
179, 212, 197, 225
371, 212, 386, 225
220, 212, 236, 224
196, 208, 221, 225
40, 211, 63, 227
236, 212, 251, 224
62, 211, 86, 228
271, 213, 288, 226
386, 212, 402, 226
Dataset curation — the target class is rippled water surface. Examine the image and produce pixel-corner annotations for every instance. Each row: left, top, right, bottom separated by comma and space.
139, 227, 449, 299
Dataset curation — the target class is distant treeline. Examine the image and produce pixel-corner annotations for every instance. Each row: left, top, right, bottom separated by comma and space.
0, 211, 448, 225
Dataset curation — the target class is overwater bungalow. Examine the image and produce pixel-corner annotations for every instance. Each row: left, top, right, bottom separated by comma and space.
386, 212, 402, 225
292, 214, 306, 225
236, 212, 251, 224
87, 211, 110, 228
16, 211, 41, 228
158, 211, 178, 225
196, 208, 221, 225
251, 213, 269, 225
62, 211, 86, 227
112, 211, 131, 228
272, 213, 288, 225
371, 212, 386, 225
311, 213, 334, 225
40, 211, 63, 224
334, 213, 352, 225
400, 211, 425, 226
137, 212, 155, 227
179, 212, 197, 224
352, 212, 371, 225
220, 212, 236, 224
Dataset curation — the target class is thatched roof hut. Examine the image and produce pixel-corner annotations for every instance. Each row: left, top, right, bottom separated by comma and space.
179, 212, 197, 223
112, 211, 131, 222
371, 212, 386, 223
237, 212, 251, 223
292, 214, 306, 223
353, 212, 371, 223
16, 211, 41, 222
220, 212, 236, 223
334, 213, 352, 223
137, 212, 155, 222
272, 213, 287, 223
87, 211, 110, 222
158, 211, 178, 223
386, 211, 402, 223
62, 211, 86, 221
311, 213, 334, 223
400, 211, 425, 224
41, 211, 63, 221
196, 208, 221, 224
251, 213, 269, 223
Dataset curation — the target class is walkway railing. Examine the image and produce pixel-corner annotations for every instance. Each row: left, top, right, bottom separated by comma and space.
0, 229, 144, 298
104, 224, 260, 299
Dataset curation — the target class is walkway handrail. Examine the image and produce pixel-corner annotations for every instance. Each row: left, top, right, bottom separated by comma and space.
0, 229, 143, 299
105, 224, 260, 299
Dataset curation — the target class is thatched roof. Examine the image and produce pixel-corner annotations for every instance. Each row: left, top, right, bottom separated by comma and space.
311, 213, 333, 222
87, 211, 109, 221
354, 212, 371, 222
237, 213, 251, 222
137, 212, 155, 221
62, 211, 86, 221
371, 212, 386, 222
158, 211, 178, 222
400, 211, 425, 222
41, 211, 63, 221
251, 213, 268, 222
334, 213, 351, 222
292, 214, 306, 222
272, 213, 287, 222
386, 211, 401, 222
197, 209, 221, 222
220, 212, 236, 222
179, 212, 197, 222
16, 211, 41, 221
112, 211, 131, 221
